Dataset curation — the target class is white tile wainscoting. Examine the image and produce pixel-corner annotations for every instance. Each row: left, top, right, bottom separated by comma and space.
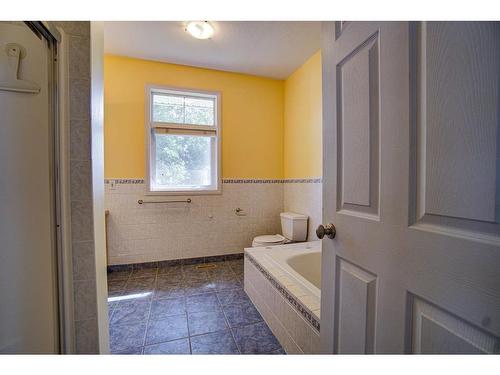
105, 179, 322, 265
284, 181, 322, 241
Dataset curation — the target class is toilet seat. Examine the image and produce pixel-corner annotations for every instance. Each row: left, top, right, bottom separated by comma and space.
252, 234, 286, 247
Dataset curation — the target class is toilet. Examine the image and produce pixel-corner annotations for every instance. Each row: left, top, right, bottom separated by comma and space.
252, 212, 308, 247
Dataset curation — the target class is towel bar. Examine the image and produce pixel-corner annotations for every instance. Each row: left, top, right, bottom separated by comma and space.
138, 198, 191, 205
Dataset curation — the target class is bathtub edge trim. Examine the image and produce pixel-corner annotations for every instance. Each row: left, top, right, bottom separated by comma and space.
244, 252, 320, 332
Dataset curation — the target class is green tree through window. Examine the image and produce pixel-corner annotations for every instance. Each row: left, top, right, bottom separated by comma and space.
155, 134, 211, 186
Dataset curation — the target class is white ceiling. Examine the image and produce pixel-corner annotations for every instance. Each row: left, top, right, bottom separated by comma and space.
103, 21, 321, 79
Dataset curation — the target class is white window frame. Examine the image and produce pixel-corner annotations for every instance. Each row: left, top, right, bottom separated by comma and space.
145, 84, 222, 195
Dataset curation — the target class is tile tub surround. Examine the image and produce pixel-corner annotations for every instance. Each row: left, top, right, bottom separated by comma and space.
108, 257, 284, 354
244, 251, 321, 354
105, 180, 283, 265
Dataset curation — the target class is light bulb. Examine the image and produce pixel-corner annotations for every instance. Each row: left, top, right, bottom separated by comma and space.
186, 21, 214, 40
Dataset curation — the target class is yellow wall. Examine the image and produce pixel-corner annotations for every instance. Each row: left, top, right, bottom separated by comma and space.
283, 51, 322, 178
104, 52, 322, 180
104, 55, 284, 179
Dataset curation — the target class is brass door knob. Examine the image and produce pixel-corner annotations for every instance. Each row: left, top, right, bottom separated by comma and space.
316, 223, 336, 239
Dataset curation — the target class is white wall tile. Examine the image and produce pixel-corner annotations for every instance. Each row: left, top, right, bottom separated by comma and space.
284, 182, 322, 241
105, 180, 321, 264
105, 182, 283, 264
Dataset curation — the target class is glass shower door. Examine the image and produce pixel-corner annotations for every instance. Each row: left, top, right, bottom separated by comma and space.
0, 21, 60, 353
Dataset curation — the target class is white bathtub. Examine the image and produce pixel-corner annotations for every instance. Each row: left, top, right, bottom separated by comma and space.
244, 241, 322, 353
263, 241, 321, 298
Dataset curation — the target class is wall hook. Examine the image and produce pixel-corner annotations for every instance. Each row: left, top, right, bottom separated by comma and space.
0, 42, 40, 94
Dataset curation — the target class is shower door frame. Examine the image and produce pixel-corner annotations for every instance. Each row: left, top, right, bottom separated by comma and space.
24, 21, 74, 354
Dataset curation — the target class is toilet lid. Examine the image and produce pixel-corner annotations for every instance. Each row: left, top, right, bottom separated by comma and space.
254, 234, 286, 244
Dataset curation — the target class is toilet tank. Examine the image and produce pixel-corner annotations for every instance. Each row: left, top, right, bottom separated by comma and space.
280, 212, 308, 241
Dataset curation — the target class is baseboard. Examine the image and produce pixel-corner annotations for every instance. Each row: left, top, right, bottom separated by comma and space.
107, 252, 243, 272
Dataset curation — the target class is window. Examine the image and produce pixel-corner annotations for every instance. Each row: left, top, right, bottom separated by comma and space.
146, 86, 221, 194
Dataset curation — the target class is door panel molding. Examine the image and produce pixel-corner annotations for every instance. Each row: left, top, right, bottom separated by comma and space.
409, 294, 500, 354
336, 31, 380, 220
335, 257, 378, 354
409, 22, 500, 244
334, 21, 350, 40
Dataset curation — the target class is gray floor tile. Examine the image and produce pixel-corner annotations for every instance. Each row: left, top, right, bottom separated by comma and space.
184, 266, 212, 274
188, 310, 228, 336
157, 272, 184, 284
110, 322, 146, 353
111, 299, 151, 325
143, 338, 190, 354
157, 265, 183, 275
145, 315, 189, 345
109, 258, 283, 356
207, 262, 231, 275
230, 260, 244, 268
212, 276, 242, 292
217, 289, 251, 306
107, 280, 126, 297
207, 267, 237, 279
231, 267, 244, 277
269, 348, 286, 354
150, 297, 186, 319
154, 282, 185, 299
183, 271, 210, 282
108, 300, 119, 321
190, 330, 239, 354
114, 347, 143, 355
230, 261, 244, 274
131, 268, 158, 279
156, 275, 185, 286
186, 293, 220, 313
223, 302, 263, 328
184, 279, 216, 296
107, 270, 132, 282
232, 321, 281, 354
226, 259, 244, 268
182, 263, 206, 270
124, 276, 156, 295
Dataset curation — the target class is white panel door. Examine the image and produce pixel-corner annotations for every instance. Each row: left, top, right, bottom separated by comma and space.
0, 22, 59, 353
320, 21, 500, 354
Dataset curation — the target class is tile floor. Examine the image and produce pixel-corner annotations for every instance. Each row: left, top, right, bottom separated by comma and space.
107, 257, 285, 354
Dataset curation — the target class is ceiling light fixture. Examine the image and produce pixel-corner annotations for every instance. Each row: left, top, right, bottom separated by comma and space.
185, 21, 214, 40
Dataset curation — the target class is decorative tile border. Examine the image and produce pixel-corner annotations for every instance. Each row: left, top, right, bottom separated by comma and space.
245, 252, 320, 332
223, 178, 322, 184
283, 178, 322, 184
222, 179, 284, 184
105, 178, 322, 185
105, 179, 144, 184
222, 178, 322, 184
108, 253, 243, 272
